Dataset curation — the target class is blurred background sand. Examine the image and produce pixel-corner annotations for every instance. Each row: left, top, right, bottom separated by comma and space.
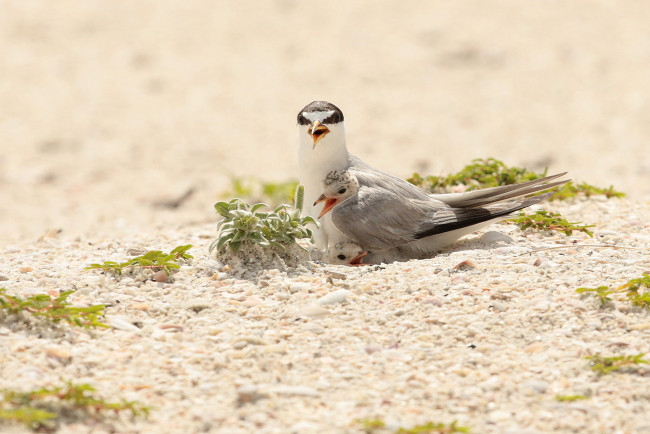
1, 1, 649, 245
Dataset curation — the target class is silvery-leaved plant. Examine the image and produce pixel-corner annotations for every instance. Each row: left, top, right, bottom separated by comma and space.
210, 185, 318, 253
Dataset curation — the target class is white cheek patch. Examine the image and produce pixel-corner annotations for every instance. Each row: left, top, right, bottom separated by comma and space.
302, 110, 335, 123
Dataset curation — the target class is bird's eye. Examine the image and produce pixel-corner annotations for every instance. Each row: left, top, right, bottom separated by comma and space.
312, 130, 325, 137
338, 188, 347, 194
337, 254, 346, 260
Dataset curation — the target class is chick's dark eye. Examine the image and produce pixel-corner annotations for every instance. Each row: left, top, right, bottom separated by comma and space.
312, 130, 325, 136
337, 254, 346, 260
338, 188, 347, 194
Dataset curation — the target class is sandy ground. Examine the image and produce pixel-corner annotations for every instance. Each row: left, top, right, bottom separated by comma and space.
2, 198, 650, 433
2, 1, 650, 433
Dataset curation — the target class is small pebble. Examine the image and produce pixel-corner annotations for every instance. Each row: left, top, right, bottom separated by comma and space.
271, 385, 320, 397
302, 323, 326, 334
159, 324, 184, 331
290, 282, 311, 293
480, 231, 514, 244
236, 384, 264, 404
422, 297, 443, 306
364, 345, 382, 354
525, 381, 548, 394
152, 270, 168, 282
299, 304, 330, 319
242, 296, 263, 307
316, 289, 349, 305
264, 343, 288, 354
108, 316, 141, 332
46, 347, 72, 364
231, 335, 268, 348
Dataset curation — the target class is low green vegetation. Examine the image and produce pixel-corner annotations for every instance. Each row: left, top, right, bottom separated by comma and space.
555, 395, 590, 402
86, 245, 193, 276
507, 210, 594, 237
618, 274, 650, 308
552, 182, 625, 200
210, 185, 316, 254
575, 286, 615, 305
577, 274, 650, 308
407, 158, 624, 200
407, 158, 543, 192
359, 418, 387, 431
586, 353, 648, 375
0, 381, 149, 431
357, 418, 470, 434
0, 288, 108, 329
396, 421, 470, 434
224, 176, 299, 208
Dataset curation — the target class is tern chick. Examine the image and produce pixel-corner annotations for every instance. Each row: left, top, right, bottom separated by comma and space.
315, 168, 568, 261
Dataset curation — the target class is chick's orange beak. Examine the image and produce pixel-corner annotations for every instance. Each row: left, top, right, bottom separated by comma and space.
314, 194, 338, 218
349, 251, 368, 266
309, 121, 330, 148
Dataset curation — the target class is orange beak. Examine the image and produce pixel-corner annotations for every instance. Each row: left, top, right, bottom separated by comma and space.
348, 251, 368, 266
309, 121, 330, 148
314, 194, 338, 218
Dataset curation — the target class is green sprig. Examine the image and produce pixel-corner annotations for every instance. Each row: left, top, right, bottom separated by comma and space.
0, 381, 149, 430
0, 289, 108, 329
619, 274, 650, 308
357, 418, 470, 434
86, 245, 193, 276
576, 274, 650, 309
407, 158, 624, 200
210, 185, 317, 254
555, 395, 590, 402
575, 286, 615, 305
586, 353, 648, 375
507, 210, 594, 237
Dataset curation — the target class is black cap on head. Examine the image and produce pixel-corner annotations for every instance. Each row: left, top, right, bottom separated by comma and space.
297, 101, 344, 125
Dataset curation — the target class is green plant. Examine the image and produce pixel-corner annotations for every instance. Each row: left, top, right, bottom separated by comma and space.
577, 274, 650, 309
397, 421, 469, 434
576, 286, 615, 305
619, 274, 650, 308
356, 418, 469, 434
407, 158, 544, 192
210, 185, 317, 253
586, 353, 648, 375
0, 381, 149, 430
407, 158, 624, 200
224, 176, 299, 208
507, 210, 594, 236
552, 181, 625, 200
555, 395, 590, 402
0, 288, 108, 329
86, 245, 193, 276
358, 418, 387, 432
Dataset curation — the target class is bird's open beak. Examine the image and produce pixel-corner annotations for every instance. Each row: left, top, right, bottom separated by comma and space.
309, 121, 330, 148
314, 194, 338, 218
348, 251, 368, 266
